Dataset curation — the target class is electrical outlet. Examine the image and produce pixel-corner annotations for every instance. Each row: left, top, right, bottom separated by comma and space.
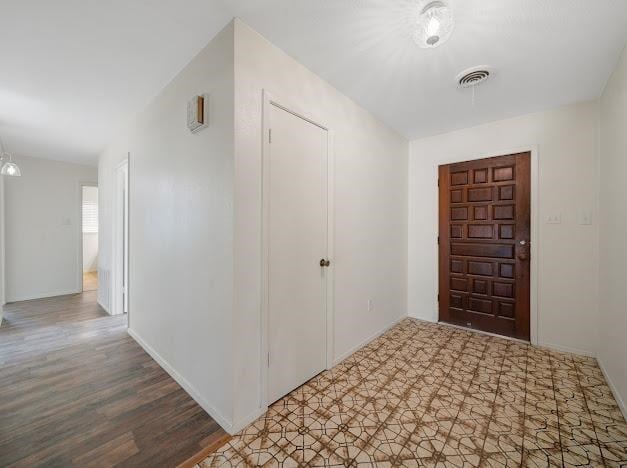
578, 210, 592, 225
546, 213, 561, 224
367, 299, 374, 312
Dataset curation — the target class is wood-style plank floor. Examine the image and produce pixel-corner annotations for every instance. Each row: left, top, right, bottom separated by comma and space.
83, 271, 98, 292
0, 291, 227, 467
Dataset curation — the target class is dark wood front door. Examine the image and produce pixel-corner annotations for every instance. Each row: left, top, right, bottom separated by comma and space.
438, 153, 531, 340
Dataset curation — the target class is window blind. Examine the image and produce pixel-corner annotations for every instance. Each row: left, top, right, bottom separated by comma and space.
82, 200, 98, 233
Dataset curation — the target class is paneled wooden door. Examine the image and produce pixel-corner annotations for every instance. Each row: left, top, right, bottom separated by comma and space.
438, 153, 531, 340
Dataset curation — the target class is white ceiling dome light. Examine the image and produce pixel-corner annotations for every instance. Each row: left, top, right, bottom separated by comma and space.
414, 1, 455, 49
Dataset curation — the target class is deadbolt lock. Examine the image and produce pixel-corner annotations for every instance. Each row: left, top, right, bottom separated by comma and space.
319, 259, 331, 267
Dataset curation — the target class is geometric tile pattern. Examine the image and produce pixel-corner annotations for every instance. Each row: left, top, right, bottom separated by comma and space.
198, 319, 627, 467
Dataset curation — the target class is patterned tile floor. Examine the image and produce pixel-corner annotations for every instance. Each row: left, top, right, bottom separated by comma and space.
199, 319, 627, 467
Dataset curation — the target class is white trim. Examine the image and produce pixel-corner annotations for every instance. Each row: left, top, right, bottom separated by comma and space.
236, 313, 406, 434
77, 181, 98, 293
111, 159, 128, 317
6, 289, 81, 303
97, 298, 111, 314
598, 358, 627, 421
260, 90, 335, 409
332, 315, 406, 367
435, 319, 530, 345
437, 145, 540, 345
0, 176, 5, 309
127, 327, 235, 434
434, 316, 601, 363
326, 130, 336, 368
231, 407, 267, 435
420, 317, 598, 360
539, 342, 596, 358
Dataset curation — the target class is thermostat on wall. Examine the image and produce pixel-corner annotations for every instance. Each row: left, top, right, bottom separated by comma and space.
187, 94, 209, 133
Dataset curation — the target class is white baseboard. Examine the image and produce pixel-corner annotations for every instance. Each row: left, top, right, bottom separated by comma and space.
97, 299, 111, 314
408, 312, 438, 323
229, 315, 409, 434
412, 317, 597, 359
597, 358, 627, 422
231, 407, 267, 434
332, 314, 406, 367
127, 327, 235, 434
538, 341, 596, 358
432, 320, 529, 345
7, 288, 81, 303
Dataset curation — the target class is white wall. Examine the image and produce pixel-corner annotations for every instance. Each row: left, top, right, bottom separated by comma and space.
232, 19, 408, 428
408, 100, 600, 356
4, 155, 97, 301
599, 44, 627, 416
82, 234, 98, 272
98, 22, 235, 431
82, 186, 98, 272
98, 19, 407, 433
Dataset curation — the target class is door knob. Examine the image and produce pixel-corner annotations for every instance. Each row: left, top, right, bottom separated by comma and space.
518, 240, 529, 260
319, 259, 330, 267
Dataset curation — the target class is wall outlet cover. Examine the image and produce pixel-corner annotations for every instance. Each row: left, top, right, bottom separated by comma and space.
578, 211, 592, 225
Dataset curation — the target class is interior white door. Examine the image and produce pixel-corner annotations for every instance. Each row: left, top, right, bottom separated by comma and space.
267, 103, 328, 404
122, 163, 128, 314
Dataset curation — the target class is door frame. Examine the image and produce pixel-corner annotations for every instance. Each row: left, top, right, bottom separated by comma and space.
260, 90, 335, 408
0, 177, 5, 314
111, 158, 129, 317
77, 181, 98, 293
437, 145, 539, 345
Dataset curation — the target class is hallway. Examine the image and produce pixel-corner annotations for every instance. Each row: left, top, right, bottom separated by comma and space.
83, 272, 98, 292
0, 291, 227, 467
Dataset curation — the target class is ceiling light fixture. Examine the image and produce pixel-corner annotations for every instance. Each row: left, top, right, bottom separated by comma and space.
0, 136, 22, 177
414, 1, 454, 49
1, 155, 21, 177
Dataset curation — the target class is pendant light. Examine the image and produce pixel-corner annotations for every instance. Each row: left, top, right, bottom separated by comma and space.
0, 135, 21, 177
414, 1, 455, 49
1, 155, 21, 177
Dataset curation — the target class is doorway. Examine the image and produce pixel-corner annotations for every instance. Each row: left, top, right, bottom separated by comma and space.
81, 184, 99, 292
112, 159, 128, 316
438, 152, 531, 340
262, 95, 331, 405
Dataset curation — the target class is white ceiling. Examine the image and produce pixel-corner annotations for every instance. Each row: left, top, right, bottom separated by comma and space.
2, 1, 627, 165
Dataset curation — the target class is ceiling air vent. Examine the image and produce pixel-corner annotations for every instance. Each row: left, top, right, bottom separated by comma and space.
456, 67, 492, 88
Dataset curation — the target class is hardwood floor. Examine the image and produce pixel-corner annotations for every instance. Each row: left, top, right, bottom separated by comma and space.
83, 271, 98, 291
0, 291, 227, 467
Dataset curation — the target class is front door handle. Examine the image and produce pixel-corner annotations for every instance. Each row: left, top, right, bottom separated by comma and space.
319, 259, 330, 267
518, 240, 530, 260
